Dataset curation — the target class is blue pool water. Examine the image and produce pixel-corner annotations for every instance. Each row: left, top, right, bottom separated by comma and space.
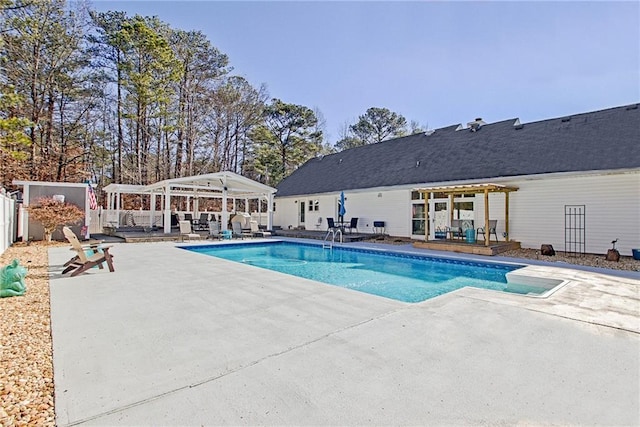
181, 241, 539, 303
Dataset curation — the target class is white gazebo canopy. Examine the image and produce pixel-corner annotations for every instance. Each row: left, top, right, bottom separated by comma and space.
102, 171, 277, 232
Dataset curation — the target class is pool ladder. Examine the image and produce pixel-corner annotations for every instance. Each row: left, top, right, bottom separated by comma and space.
323, 229, 342, 249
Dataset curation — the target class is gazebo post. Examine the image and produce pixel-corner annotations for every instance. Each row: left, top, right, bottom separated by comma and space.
163, 184, 171, 233
505, 192, 510, 241
115, 191, 121, 227
449, 193, 455, 228
484, 189, 490, 246
424, 192, 430, 241
267, 193, 274, 231
221, 186, 229, 231
150, 193, 156, 228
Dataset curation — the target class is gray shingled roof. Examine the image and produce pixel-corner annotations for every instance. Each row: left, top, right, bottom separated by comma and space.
276, 104, 640, 197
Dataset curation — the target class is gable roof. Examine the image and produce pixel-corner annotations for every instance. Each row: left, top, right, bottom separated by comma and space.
276, 103, 640, 197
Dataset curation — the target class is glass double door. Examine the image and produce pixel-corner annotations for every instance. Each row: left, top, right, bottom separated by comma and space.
428, 199, 449, 239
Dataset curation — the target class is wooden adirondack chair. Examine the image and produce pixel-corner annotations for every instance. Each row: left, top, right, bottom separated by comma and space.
62, 227, 115, 277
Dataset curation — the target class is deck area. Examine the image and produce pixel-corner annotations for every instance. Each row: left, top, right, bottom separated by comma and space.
413, 238, 521, 255
95, 227, 520, 255
272, 228, 371, 243
98, 227, 372, 244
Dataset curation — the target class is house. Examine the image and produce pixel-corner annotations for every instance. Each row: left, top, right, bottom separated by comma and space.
273, 104, 640, 255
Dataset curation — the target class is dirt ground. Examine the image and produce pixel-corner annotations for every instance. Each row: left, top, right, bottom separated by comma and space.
0, 240, 637, 426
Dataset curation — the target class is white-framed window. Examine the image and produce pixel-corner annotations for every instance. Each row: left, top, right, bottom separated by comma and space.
308, 199, 319, 211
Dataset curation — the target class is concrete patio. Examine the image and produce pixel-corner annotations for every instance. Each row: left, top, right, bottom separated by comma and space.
48, 239, 639, 426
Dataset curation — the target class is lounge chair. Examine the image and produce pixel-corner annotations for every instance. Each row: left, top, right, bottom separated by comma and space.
179, 220, 202, 241
208, 221, 223, 239
231, 221, 251, 239
345, 217, 358, 233
250, 220, 271, 237
61, 226, 115, 277
477, 220, 499, 242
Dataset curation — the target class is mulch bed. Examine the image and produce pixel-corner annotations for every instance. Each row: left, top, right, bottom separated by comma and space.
0, 242, 57, 426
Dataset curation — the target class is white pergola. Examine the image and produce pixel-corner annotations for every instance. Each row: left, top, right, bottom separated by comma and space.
102, 171, 277, 233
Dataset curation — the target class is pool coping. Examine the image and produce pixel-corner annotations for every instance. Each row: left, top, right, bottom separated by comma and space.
179, 239, 570, 299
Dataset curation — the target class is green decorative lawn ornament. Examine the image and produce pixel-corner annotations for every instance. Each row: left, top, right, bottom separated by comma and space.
0, 259, 27, 298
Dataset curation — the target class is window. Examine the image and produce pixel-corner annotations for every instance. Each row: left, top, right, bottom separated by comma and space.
453, 201, 474, 219
412, 204, 426, 235
308, 199, 319, 211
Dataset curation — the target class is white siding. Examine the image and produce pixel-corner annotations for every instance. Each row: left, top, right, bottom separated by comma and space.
507, 173, 640, 255
274, 198, 299, 230
274, 189, 412, 236
345, 190, 412, 237
274, 170, 640, 255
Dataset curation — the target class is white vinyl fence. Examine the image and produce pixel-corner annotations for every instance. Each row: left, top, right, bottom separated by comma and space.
0, 188, 18, 257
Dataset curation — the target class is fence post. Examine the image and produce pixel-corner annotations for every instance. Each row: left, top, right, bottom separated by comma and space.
0, 187, 18, 256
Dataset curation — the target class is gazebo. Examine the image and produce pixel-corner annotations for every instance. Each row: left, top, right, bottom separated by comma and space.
417, 183, 519, 247
102, 172, 277, 233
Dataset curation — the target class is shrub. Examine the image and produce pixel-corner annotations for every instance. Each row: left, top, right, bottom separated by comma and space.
27, 197, 84, 242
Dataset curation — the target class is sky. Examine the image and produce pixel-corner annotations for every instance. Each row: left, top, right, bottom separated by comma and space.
91, 1, 640, 143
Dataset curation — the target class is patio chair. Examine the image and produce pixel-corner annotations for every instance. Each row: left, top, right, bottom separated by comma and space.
231, 221, 252, 239
345, 217, 358, 233
327, 217, 339, 232
61, 226, 115, 277
250, 220, 271, 237
179, 220, 202, 242
315, 217, 323, 230
477, 220, 499, 242
208, 221, 222, 239
184, 213, 194, 224
196, 212, 210, 230
446, 219, 463, 240
170, 213, 180, 229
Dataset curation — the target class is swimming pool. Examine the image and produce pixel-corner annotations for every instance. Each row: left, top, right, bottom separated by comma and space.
181, 241, 557, 303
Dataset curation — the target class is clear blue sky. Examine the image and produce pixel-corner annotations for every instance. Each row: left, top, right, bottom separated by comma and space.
92, 1, 640, 143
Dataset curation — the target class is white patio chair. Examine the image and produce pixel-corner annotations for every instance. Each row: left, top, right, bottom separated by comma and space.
179, 220, 202, 242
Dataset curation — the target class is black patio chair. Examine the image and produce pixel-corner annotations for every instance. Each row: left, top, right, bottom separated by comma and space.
196, 212, 210, 230
170, 213, 180, 229
346, 217, 358, 233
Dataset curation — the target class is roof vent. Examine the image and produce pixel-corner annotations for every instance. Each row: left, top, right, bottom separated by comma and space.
561, 116, 571, 122
467, 117, 486, 132
424, 129, 435, 136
